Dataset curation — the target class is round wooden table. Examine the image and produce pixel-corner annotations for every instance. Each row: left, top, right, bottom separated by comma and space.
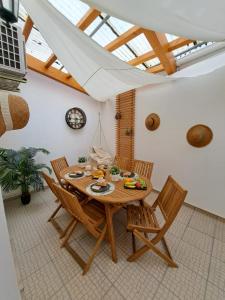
60, 165, 152, 262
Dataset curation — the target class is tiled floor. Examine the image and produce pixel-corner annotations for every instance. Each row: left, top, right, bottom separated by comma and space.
4, 189, 225, 300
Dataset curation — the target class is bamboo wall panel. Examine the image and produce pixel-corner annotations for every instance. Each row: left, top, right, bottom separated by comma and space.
116, 89, 135, 170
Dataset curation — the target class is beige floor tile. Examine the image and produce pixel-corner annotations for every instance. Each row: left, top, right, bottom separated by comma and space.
21, 261, 63, 300
174, 240, 211, 279
17, 243, 51, 280
212, 239, 225, 262
162, 263, 207, 300
175, 204, 194, 225
205, 282, 225, 300
167, 220, 187, 238
154, 284, 180, 300
114, 263, 159, 300
182, 227, 213, 254
189, 210, 216, 236
208, 257, 225, 290
53, 240, 87, 284
103, 286, 125, 299
215, 219, 225, 243
43, 234, 68, 260
65, 265, 112, 300
49, 287, 71, 300
78, 231, 106, 255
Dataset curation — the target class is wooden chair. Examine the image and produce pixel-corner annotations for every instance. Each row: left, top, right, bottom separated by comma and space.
126, 176, 187, 267
114, 155, 131, 171
50, 156, 69, 189
133, 159, 153, 179
53, 184, 107, 275
42, 172, 71, 235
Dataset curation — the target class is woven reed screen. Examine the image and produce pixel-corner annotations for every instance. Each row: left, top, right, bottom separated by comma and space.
115, 89, 135, 170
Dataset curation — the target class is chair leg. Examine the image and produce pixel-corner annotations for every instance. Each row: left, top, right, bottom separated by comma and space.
128, 230, 178, 268
60, 218, 76, 238
47, 204, 62, 222
132, 232, 136, 253
60, 219, 78, 248
83, 225, 107, 275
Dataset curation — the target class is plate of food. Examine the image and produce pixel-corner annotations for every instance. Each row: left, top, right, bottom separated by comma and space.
120, 171, 135, 178
90, 180, 110, 193
68, 171, 84, 178
124, 178, 147, 190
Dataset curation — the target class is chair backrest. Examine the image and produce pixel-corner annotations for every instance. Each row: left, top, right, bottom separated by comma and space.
133, 159, 153, 179
50, 156, 69, 183
114, 155, 130, 171
53, 184, 100, 238
153, 176, 187, 234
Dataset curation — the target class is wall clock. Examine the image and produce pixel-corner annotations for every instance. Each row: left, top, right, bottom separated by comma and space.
65, 107, 86, 129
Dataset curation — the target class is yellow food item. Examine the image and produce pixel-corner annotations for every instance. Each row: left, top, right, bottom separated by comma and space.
92, 169, 104, 178
124, 178, 133, 183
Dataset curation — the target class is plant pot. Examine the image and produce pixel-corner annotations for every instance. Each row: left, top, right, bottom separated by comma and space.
21, 192, 31, 205
110, 174, 120, 182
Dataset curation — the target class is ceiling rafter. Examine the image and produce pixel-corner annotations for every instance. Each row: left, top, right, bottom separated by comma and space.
22, 16, 33, 43
26, 54, 85, 93
44, 8, 101, 69
104, 26, 143, 52
144, 30, 176, 75
128, 37, 193, 66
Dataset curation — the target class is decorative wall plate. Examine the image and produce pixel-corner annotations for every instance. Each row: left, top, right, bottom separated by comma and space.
65, 107, 86, 129
186, 124, 213, 147
145, 113, 160, 131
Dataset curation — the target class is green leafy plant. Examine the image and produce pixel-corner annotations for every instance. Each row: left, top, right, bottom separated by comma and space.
0, 147, 51, 204
78, 156, 87, 163
110, 166, 120, 175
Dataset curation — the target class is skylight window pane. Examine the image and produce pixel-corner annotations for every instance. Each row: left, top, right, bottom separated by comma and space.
84, 17, 102, 36
145, 57, 160, 68
19, 3, 27, 20
136, 64, 146, 71
112, 45, 136, 62
166, 33, 178, 42
26, 28, 52, 62
48, 0, 89, 25
127, 33, 152, 56
108, 16, 133, 35
91, 23, 117, 47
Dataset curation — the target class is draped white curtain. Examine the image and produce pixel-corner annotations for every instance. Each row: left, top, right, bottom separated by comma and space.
21, 0, 169, 102
82, 0, 225, 42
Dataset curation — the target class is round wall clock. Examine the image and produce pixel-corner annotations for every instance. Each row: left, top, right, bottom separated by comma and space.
65, 107, 86, 129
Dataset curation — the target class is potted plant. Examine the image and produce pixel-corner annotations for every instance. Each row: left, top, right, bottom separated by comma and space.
110, 166, 120, 181
78, 156, 87, 167
0, 147, 51, 205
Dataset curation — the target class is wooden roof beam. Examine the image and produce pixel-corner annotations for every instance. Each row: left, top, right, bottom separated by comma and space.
146, 64, 164, 74
105, 26, 143, 52
23, 16, 33, 43
26, 54, 85, 93
128, 38, 193, 66
44, 8, 101, 69
144, 30, 176, 75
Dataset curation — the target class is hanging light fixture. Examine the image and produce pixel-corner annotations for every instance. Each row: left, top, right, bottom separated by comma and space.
0, 0, 19, 24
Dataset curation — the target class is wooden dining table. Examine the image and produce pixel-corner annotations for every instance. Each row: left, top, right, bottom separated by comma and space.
60, 165, 152, 263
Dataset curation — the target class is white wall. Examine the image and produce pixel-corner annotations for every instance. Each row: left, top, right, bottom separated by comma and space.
0, 70, 101, 198
0, 189, 21, 300
102, 66, 225, 218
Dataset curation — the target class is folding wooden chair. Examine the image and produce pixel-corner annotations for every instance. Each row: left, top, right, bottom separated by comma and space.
42, 172, 72, 235
114, 155, 131, 171
50, 156, 69, 189
126, 176, 187, 267
53, 184, 107, 275
133, 159, 153, 179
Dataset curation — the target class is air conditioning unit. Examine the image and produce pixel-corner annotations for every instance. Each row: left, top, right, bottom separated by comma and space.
0, 20, 26, 91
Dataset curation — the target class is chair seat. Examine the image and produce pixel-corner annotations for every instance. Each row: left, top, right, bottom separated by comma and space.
127, 205, 160, 233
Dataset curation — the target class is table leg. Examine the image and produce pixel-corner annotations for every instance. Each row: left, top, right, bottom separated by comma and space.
105, 204, 117, 263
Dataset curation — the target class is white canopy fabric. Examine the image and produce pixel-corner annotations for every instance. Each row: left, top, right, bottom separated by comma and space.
21, 0, 169, 102
82, 0, 225, 42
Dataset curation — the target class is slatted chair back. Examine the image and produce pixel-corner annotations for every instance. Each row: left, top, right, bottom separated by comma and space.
50, 156, 69, 184
153, 176, 187, 240
42, 172, 58, 198
53, 184, 101, 238
114, 155, 130, 171
133, 159, 153, 179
